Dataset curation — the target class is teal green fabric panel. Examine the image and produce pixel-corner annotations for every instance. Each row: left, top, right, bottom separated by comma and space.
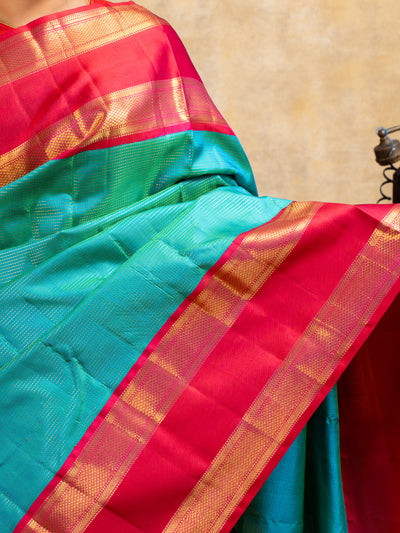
304, 387, 348, 533
0, 132, 290, 531
234, 387, 347, 533
235, 425, 307, 533
189, 131, 258, 196
0, 130, 257, 286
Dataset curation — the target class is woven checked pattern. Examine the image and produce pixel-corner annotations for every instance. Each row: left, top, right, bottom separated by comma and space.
0, 3, 162, 88
20, 202, 317, 533
0, 78, 227, 186
164, 207, 400, 533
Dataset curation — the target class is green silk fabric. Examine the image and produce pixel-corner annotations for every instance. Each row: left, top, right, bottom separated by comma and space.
0, 130, 289, 531
0, 127, 347, 532
235, 387, 348, 533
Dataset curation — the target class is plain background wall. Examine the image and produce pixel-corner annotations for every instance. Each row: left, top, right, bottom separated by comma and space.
142, 0, 400, 204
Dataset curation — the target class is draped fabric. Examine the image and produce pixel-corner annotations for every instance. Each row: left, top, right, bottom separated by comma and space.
0, 2, 399, 532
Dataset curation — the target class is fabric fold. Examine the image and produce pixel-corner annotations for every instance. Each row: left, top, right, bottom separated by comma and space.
0, 2, 399, 532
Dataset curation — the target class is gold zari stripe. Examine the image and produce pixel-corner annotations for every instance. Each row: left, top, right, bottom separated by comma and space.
0, 3, 163, 88
0, 77, 227, 187
24, 202, 319, 532
164, 207, 400, 533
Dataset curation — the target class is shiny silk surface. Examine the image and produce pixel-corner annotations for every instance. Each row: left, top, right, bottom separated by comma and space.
0, 2, 230, 185
0, 2, 400, 533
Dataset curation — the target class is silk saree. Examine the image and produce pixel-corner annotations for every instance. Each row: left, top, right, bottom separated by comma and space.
0, 1, 399, 532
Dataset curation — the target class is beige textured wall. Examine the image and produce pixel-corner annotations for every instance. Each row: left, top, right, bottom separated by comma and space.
142, 0, 400, 204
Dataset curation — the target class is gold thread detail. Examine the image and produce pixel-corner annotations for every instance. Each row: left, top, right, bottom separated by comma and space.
0, 4, 163, 89
23, 202, 319, 533
0, 77, 227, 187
163, 207, 400, 533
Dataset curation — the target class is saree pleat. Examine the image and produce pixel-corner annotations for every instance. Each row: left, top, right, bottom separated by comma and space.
235, 388, 347, 533
0, 2, 399, 532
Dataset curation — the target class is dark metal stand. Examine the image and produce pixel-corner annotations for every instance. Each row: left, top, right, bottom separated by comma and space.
374, 127, 400, 203
392, 168, 400, 203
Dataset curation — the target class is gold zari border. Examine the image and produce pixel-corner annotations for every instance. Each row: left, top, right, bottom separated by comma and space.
0, 77, 227, 187
0, 3, 163, 88
163, 207, 400, 533
23, 202, 319, 532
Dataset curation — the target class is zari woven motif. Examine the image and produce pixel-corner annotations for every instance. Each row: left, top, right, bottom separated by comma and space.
0, 2, 399, 532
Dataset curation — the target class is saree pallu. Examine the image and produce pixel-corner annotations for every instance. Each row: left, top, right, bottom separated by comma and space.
0, 2, 399, 532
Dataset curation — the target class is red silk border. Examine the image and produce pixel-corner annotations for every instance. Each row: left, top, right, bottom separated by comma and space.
15, 202, 400, 532
0, 5, 232, 187
0, 25, 202, 156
